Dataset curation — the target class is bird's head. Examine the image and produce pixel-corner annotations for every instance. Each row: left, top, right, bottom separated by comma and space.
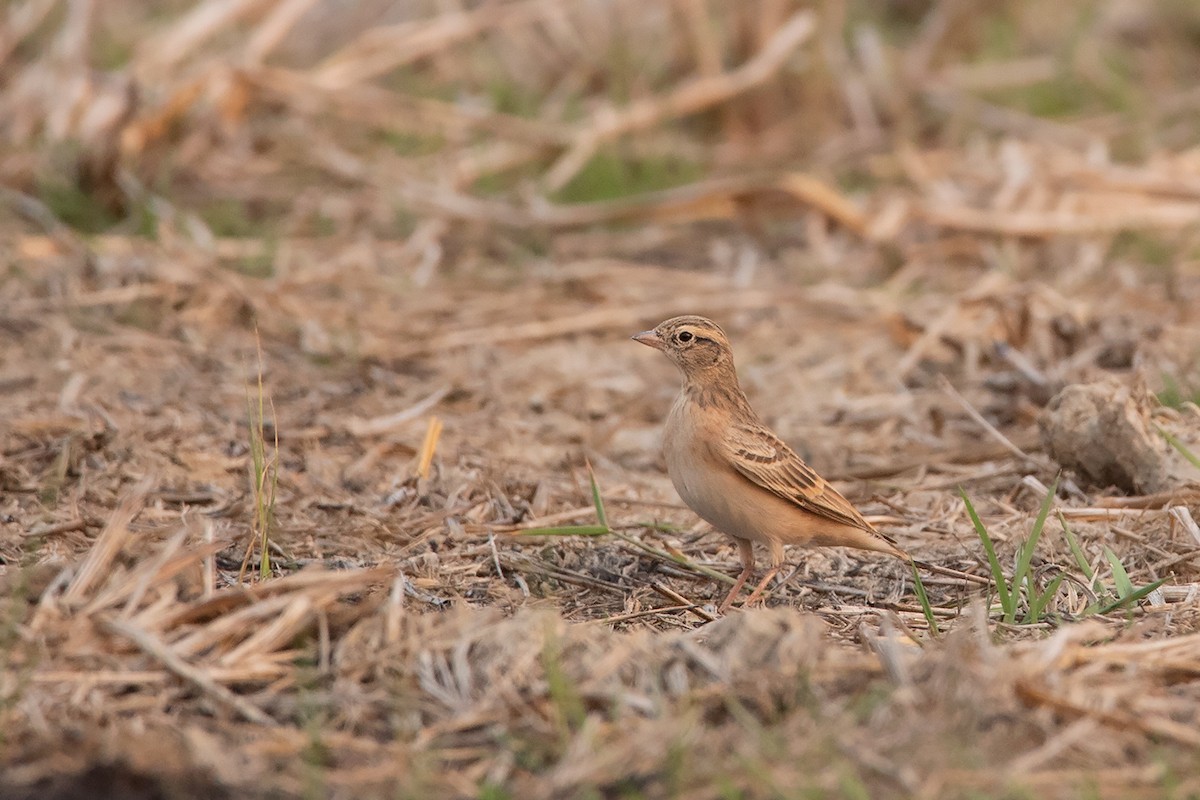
632, 315, 737, 380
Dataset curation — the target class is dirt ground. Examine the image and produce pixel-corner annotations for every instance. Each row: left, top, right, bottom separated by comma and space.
4, 1, 1200, 798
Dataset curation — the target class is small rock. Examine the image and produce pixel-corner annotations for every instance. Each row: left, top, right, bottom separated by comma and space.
1040, 381, 1167, 494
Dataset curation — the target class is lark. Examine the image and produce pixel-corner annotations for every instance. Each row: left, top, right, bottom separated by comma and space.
634, 315, 908, 612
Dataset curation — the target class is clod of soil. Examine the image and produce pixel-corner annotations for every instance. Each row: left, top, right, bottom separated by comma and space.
1039, 380, 1168, 493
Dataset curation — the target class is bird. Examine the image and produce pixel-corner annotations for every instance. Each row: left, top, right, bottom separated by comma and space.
633, 314, 909, 612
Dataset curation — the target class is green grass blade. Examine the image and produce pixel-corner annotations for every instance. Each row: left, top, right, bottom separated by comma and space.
517, 525, 612, 537
585, 460, 609, 530
960, 488, 1011, 617
1058, 513, 1094, 581
541, 623, 585, 736
1008, 479, 1057, 624
1025, 574, 1064, 624
609, 529, 736, 585
1008, 539, 1034, 625
262, 397, 278, 579
635, 521, 682, 533
1093, 578, 1166, 615
1157, 425, 1200, 470
242, 334, 278, 583
910, 563, 940, 637
1104, 547, 1136, 598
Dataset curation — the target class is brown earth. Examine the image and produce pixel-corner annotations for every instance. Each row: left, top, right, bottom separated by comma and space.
4, 1, 1200, 798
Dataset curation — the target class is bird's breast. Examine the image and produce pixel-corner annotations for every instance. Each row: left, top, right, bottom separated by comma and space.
663, 395, 760, 541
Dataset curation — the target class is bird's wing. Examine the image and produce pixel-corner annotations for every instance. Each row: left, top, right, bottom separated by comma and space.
722, 420, 873, 532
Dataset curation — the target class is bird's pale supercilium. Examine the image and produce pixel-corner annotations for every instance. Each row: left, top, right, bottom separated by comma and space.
633, 315, 908, 612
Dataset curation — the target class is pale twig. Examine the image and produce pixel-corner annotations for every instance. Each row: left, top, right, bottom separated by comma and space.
909, 558, 991, 587
151, 566, 395, 637
24, 519, 87, 537
828, 437, 1041, 481
51, 0, 95, 62
1095, 490, 1200, 510
345, 385, 450, 438
1058, 508, 1170, 521
936, 56, 1056, 92
920, 87, 1097, 149
609, 529, 736, 586
390, 289, 787, 360
317, 609, 331, 674
11, 283, 178, 315
109, 528, 187, 618
30, 666, 286, 685
1168, 506, 1200, 547
384, 575, 405, 645
1146, 547, 1200, 574
862, 618, 914, 686
251, 65, 570, 146
416, 416, 443, 480
590, 604, 697, 626
778, 173, 871, 235
138, 0, 272, 72
390, 172, 868, 232
169, 594, 297, 658
937, 374, 1033, 461
674, 0, 722, 77
892, 274, 1002, 381
994, 342, 1049, 388
218, 595, 314, 666
543, 10, 817, 191
500, 506, 596, 531
650, 582, 717, 623
103, 617, 276, 726
498, 552, 628, 596
902, 0, 961, 80
312, 0, 554, 90
245, 0, 320, 65
64, 479, 151, 605
0, 0, 59, 67
487, 532, 505, 581
204, 519, 217, 598
918, 200, 1200, 237
1015, 678, 1200, 748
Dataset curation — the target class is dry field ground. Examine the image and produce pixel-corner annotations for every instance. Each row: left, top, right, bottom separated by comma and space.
4, 1, 1200, 798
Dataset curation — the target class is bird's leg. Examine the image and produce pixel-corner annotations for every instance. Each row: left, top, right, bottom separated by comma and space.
742, 567, 780, 608
742, 541, 786, 608
717, 539, 755, 613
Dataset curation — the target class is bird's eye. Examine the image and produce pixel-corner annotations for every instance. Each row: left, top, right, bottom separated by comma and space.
677, 331, 694, 343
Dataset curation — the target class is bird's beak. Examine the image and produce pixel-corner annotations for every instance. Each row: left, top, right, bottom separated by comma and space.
632, 330, 665, 351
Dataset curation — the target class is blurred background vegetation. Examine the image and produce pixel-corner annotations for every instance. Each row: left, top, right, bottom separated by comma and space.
4, 0, 1200, 274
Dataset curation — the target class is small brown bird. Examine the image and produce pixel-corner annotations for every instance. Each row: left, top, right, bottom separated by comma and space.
633, 315, 909, 612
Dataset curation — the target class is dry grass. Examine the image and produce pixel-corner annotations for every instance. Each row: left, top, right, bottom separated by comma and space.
4, 0, 1200, 797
